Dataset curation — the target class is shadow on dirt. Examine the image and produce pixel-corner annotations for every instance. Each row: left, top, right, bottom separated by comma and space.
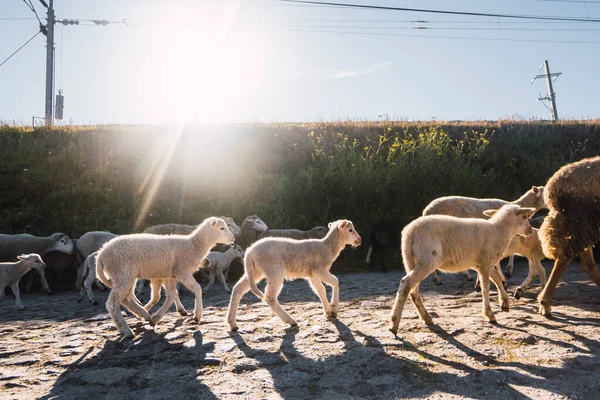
228, 317, 598, 399
39, 324, 219, 399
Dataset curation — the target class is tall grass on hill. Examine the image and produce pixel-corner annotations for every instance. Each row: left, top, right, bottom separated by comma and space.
0, 120, 598, 269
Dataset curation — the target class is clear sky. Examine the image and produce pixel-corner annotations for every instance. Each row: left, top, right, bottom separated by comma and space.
1, 0, 600, 124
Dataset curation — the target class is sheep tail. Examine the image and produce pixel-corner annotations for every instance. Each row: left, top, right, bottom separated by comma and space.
94, 255, 113, 288
400, 231, 414, 273
245, 256, 264, 300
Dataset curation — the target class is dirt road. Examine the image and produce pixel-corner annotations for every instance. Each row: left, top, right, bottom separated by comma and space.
1, 260, 599, 399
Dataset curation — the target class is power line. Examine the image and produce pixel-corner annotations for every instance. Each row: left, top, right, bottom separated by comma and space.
260, 24, 600, 31
277, 0, 600, 23
269, 27, 600, 44
0, 31, 41, 68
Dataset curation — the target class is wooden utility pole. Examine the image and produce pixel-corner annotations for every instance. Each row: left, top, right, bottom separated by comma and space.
44, 0, 55, 126
531, 60, 562, 122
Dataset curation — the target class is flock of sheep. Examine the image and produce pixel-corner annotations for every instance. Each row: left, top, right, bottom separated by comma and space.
1, 156, 599, 341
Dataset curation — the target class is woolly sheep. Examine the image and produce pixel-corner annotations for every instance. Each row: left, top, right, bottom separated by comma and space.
237, 215, 269, 250
0, 254, 46, 309
257, 226, 328, 241
227, 219, 361, 331
424, 186, 546, 284
75, 231, 118, 290
0, 233, 74, 295
538, 156, 600, 317
204, 245, 245, 292
389, 204, 536, 336
96, 217, 235, 338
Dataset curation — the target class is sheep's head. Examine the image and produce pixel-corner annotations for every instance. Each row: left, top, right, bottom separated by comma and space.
246, 215, 268, 233
329, 220, 362, 247
531, 186, 547, 210
50, 233, 75, 255
18, 253, 46, 270
220, 216, 242, 237
484, 205, 536, 236
210, 217, 236, 245
311, 226, 328, 239
232, 245, 245, 259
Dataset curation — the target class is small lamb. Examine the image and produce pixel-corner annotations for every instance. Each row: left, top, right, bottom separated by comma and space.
227, 219, 361, 331
0, 254, 46, 309
96, 217, 235, 338
204, 245, 245, 292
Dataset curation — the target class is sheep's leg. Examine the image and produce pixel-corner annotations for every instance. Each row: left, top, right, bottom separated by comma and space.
34, 268, 54, 295
216, 270, 230, 292
366, 246, 373, 265
316, 270, 340, 316
475, 264, 505, 292
537, 261, 547, 286
514, 258, 540, 300
204, 271, 216, 292
81, 264, 98, 305
537, 255, 572, 317
489, 268, 510, 312
10, 282, 24, 310
461, 270, 473, 281
264, 277, 297, 327
227, 276, 251, 331
144, 280, 163, 312
506, 254, 515, 278
149, 279, 178, 326
308, 277, 332, 318
223, 266, 231, 282
379, 247, 388, 273
579, 247, 600, 287
389, 266, 430, 335
96, 280, 107, 291
478, 267, 496, 323
173, 287, 188, 316
409, 286, 433, 325
75, 263, 86, 290
106, 284, 135, 338
431, 270, 442, 285
178, 275, 204, 324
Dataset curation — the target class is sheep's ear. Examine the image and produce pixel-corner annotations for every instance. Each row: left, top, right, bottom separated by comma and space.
210, 218, 218, 227
532, 186, 542, 197
483, 209, 498, 217
17, 254, 26, 260
517, 207, 537, 218
339, 220, 348, 229
328, 222, 333, 229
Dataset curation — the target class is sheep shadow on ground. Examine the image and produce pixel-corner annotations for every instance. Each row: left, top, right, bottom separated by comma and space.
39, 324, 219, 400
227, 318, 594, 399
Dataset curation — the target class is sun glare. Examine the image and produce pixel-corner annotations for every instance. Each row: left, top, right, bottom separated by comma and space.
143, 3, 264, 123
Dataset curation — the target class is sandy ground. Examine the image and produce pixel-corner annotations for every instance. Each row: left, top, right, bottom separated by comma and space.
1, 259, 600, 400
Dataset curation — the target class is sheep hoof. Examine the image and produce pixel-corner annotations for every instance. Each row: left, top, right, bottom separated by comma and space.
514, 289, 523, 300
466, 276, 474, 282
193, 317, 202, 324
389, 327, 398, 336
17, 306, 25, 311
501, 305, 510, 312
149, 316, 160, 327
327, 312, 338, 319
76, 298, 82, 303
178, 309, 189, 317
474, 283, 481, 293
423, 317, 434, 325
505, 271, 512, 279
434, 280, 442, 286
122, 330, 135, 339
289, 321, 298, 328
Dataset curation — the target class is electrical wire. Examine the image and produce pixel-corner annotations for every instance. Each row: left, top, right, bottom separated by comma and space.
0, 31, 41, 68
277, 0, 600, 23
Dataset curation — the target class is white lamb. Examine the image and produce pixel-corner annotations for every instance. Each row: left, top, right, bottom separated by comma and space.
0, 232, 74, 295
424, 186, 546, 285
227, 219, 361, 331
507, 228, 547, 300
0, 254, 46, 309
389, 204, 536, 336
203, 245, 245, 292
96, 217, 235, 338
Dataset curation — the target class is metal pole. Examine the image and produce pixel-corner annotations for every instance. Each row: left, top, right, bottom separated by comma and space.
45, 0, 55, 126
543, 60, 559, 122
